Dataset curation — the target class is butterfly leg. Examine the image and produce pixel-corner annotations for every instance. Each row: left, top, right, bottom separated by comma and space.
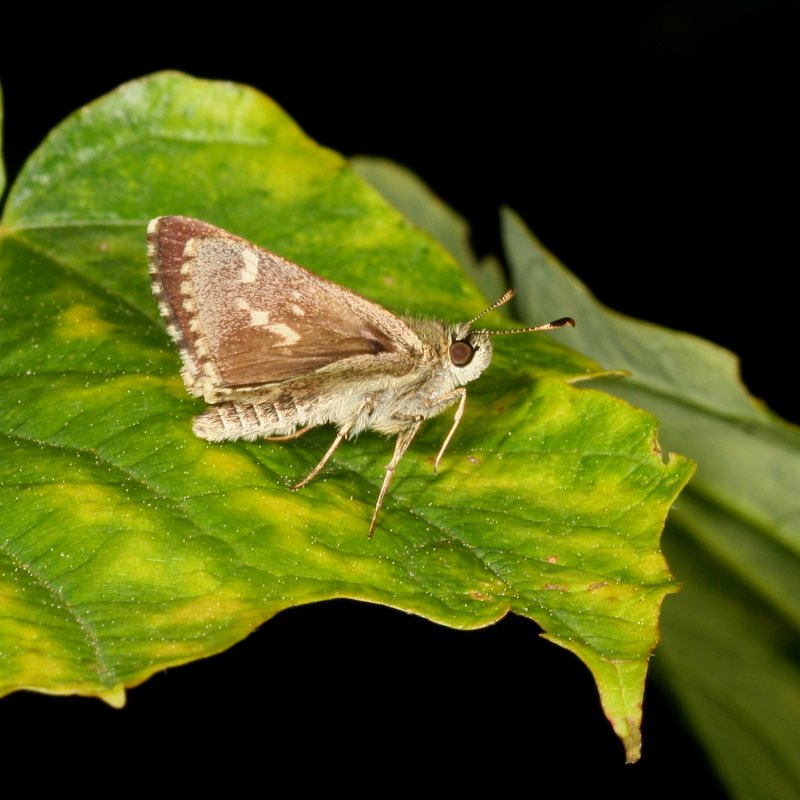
291, 431, 347, 490
432, 388, 467, 473
291, 394, 380, 493
265, 425, 314, 442
369, 420, 423, 537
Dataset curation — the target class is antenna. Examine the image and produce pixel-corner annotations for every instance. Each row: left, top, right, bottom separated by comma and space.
486, 317, 575, 335
465, 289, 515, 327
469, 289, 575, 334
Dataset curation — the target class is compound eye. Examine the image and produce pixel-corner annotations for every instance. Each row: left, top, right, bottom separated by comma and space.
450, 340, 475, 367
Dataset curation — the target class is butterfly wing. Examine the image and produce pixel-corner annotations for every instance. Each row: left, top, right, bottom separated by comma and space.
148, 216, 423, 401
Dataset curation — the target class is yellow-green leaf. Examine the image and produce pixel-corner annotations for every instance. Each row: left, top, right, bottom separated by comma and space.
0, 74, 692, 762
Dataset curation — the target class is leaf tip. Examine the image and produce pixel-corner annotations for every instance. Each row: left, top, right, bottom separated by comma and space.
99, 685, 127, 709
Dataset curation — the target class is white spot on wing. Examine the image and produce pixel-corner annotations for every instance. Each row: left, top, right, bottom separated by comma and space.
267, 323, 300, 345
248, 309, 300, 344
240, 250, 260, 283
290, 303, 306, 316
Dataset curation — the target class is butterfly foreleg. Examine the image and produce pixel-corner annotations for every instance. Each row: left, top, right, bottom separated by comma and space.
387, 387, 468, 473
431, 387, 467, 473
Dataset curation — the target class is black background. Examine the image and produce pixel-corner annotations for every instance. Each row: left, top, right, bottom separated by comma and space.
2, 3, 795, 792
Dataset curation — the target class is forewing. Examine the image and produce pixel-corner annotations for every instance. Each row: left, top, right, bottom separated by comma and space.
148, 216, 422, 399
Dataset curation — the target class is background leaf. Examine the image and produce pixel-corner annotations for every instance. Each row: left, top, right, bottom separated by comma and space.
0, 73, 692, 760
503, 209, 800, 797
0, 80, 5, 198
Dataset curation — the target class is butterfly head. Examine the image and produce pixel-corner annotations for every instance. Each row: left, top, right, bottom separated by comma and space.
445, 325, 495, 385
446, 290, 575, 386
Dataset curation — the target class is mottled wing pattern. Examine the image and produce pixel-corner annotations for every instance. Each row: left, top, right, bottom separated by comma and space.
148, 216, 423, 400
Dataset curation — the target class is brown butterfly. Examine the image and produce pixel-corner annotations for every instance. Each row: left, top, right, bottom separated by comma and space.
148, 216, 574, 535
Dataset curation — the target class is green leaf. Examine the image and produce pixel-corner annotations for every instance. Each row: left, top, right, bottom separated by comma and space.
503, 208, 800, 795
0, 73, 692, 761
657, 514, 800, 800
351, 156, 508, 303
